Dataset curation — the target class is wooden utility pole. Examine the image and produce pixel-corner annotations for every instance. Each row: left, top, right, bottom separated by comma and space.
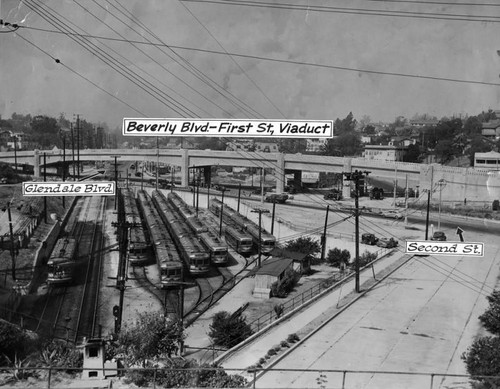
320, 205, 330, 262
218, 187, 227, 236
251, 208, 270, 267
342, 170, 370, 293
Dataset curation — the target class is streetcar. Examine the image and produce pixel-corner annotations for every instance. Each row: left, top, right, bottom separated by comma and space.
199, 230, 228, 265
122, 188, 151, 265
151, 190, 210, 275
167, 191, 228, 264
210, 198, 276, 254
224, 224, 253, 255
47, 238, 78, 285
137, 190, 183, 287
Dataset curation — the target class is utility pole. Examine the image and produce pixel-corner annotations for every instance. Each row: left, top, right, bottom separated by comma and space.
75, 114, 81, 180
218, 187, 227, 237
320, 205, 330, 262
62, 132, 66, 208
13, 136, 17, 174
342, 170, 370, 293
44, 153, 47, 223
6, 202, 16, 281
70, 123, 75, 179
156, 137, 159, 191
425, 189, 431, 240
237, 183, 241, 213
251, 208, 270, 267
437, 179, 445, 230
270, 201, 276, 235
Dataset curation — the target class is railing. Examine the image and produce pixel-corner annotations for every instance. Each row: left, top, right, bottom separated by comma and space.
247, 247, 390, 333
0, 366, 497, 389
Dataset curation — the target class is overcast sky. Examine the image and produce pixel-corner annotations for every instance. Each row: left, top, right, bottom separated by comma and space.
1, 0, 500, 129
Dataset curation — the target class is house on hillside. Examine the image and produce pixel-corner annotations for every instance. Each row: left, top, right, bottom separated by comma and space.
474, 151, 500, 170
363, 144, 406, 162
481, 120, 500, 140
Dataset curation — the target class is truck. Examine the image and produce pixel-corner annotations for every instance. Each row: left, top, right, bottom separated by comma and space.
265, 193, 288, 204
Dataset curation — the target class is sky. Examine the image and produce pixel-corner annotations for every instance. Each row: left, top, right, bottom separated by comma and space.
1, 0, 500, 130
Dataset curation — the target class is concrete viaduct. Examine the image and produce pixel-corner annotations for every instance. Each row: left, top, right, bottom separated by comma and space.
0, 148, 498, 203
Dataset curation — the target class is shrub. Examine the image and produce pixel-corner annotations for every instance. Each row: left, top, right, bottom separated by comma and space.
462, 336, 500, 387
287, 333, 300, 343
209, 311, 253, 348
280, 340, 289, 348
326, 248, 351, 267
271, 269, 300, 298
357, 251, 378, 268
479, 290, 500, 336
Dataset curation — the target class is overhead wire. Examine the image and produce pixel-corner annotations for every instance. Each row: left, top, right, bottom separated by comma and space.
12, 31, 147, 116
178, 0, 500, 24
176, 0, 287, 119
22, 0, 202, 118
105, 0, 265, 119
9, 24, 500, 88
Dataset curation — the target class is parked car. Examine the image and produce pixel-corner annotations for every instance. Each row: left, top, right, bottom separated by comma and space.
361, 233, 378, 245
381, 209, 404, 219
431, 231, 447, 241
376, 237, 398, 248
324, 190, 342, 201
265, 193, 288, 204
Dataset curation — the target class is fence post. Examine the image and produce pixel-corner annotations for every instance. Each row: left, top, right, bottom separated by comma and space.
342, 370, 347, 389
153, 368, 157, 389
252, 369, 257, 389
47, 367, 52, 389
429, 373, 434, 389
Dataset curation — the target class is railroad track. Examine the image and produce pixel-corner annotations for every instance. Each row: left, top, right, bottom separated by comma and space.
73, 196, 107, 343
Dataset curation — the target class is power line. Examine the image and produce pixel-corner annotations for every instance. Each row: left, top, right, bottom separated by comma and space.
177, 0, 287, 119
105, 0, 265, 119
23, 0, 201, 118
11, 23, 500, 88
179, 0, 500, 23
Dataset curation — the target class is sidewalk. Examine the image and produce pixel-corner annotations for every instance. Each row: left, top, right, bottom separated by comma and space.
216, 249, 410, 372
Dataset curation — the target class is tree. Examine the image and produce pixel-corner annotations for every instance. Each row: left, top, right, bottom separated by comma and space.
29, 115, 60, 148
333, 112, 356, 135
403, 144, 422, 163
434, 139, 455, 164
284, 236, 321, 255
462, 336, 500, 387
209, 311, 253, 348
467, 135, 492, 165
322, 132, 362, 157
326, 248, 350, 267
463, 116, 482, 137
117, 312, 184, 366
479, 290, 500, 336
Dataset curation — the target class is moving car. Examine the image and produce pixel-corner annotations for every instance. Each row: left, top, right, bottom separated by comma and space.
265, 193, 288, 204
381, 209, 404, 219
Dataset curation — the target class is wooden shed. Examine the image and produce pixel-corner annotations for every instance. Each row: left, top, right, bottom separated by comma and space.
253, 256, 293, 299
270, 248, 311, 274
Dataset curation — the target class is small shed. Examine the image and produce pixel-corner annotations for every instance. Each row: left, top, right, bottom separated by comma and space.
253, 256, 293, 298
81, 338, 117, 379
270, 248, 311, 274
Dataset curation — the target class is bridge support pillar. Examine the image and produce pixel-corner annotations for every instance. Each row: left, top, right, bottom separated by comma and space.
293, 170, 302, 191
275, 153, 285, 193
342, 158, 352, 199
180, 149, 189, 187
33, 150, 41, 178
202, 166, 211, 187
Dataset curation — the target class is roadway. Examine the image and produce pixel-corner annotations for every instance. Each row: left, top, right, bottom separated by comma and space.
218, 217, 499, 388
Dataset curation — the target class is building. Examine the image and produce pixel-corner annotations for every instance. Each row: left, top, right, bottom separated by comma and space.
306, 138, 327, 153
474, 151, 500, 170
410, 119, 439, 128
253, 256, 294, 298
481, 120, 500, 140
363, 144, 405, 162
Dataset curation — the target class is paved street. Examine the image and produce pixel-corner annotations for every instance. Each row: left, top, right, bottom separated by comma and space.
252, 227, 499, 389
